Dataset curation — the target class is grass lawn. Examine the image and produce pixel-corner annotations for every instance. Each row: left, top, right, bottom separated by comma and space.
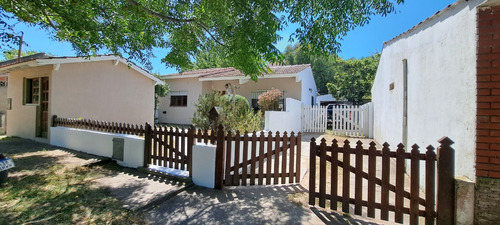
0, 136, 147, 224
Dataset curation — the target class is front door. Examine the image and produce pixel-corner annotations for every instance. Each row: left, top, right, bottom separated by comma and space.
38, 77, 49, 138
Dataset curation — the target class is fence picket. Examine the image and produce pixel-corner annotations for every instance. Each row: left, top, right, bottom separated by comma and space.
274, 131, 281, 184
258, 131, 265, 185
319, 138, 327, 208
242, 132, 249, 186
308, 138, 317, 206
250, 131, 257, 185
330, 139, 339, 211
410, 144, 420, 225
354, 141, 363, 215
381, 143, 390, 220
162, 126, 168, 167
181, 128, 186, 170
233, 131, 241, 186
281, 132, 288, 184
296, 132, 301, 182
266, 131, 273, 185
289, 132, 296, 183
367, 142, 377, 218
425, 145, 436, 225
395, 144, 405, 223
225, 131, 233, 186
342, 140, 351, 213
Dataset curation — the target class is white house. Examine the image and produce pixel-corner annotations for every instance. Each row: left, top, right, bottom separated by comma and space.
158, 64, 318, 125
371, 0, 500, 223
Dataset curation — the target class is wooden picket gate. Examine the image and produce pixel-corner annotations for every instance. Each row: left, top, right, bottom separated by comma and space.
309, 137, 455, 224
223, 130, 302, 186
302, 105, 328, 133
144, 124, 302, 188
328, 103, 373, 137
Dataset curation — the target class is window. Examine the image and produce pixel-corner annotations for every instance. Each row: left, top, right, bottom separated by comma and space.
24, 77, 40, 104
170, 95, 187, 107
0, 77, 7, 87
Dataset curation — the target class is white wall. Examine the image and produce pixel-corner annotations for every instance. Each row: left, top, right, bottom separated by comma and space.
297, 67, 318, 106
265, 98, 302, 133
371, 0, 482, 181
157, 77, 203, 125
50, 127, 145, 168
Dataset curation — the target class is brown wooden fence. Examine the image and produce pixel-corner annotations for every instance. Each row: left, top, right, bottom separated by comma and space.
52, 115, 145, 136
144, 124, 302, 188
309, 137, 455, 225
223, 130, 301, 186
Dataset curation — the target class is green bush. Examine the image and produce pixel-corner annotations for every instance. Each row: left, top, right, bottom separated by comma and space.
192, 90, 263, 132
191, 90, 224, 130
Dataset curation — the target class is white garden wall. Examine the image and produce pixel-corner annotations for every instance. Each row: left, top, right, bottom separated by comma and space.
50, 127, 144, 168
264, 98, 302, 133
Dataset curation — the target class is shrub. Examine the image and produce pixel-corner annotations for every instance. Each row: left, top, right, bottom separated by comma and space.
191, 90, 224, 130
258, 88, 282, 111
192, 90, 263, 132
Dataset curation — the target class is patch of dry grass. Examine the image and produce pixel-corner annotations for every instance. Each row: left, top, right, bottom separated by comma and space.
0, 136, 147, 224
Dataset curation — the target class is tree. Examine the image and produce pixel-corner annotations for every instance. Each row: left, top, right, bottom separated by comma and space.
283, 44, 337, 94
326, 53, 380, 104
2, 49, 39, 61
0, 0, 403, 80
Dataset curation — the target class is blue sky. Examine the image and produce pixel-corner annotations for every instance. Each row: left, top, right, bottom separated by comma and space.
5, 0, 456, 74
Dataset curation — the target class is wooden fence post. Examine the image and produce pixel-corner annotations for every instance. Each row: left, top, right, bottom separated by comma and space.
309, 137, 317, 205
143, 123, 152, 168
51, 115, 57, 127
187, 125, 195, 177
436, 137, 455, 225
214, 125, 225, 189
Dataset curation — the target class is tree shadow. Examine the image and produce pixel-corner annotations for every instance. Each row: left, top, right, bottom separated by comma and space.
148, 184, 316, 224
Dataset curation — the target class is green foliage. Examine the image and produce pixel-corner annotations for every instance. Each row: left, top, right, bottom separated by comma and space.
284, 44, 380, 104
258, 88, 283, 111
2, 49, 40, 60
0, 0, 403, 79
192, 90, 262, 132
326, 54, 380, 105
154, 83, 169, 112
192, 90, 224, 130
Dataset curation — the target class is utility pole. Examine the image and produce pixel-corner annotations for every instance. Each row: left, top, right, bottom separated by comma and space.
17, 31, 24, 63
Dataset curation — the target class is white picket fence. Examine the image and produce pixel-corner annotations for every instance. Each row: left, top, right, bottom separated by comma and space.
302, 103, 373, 137
301, 105, 328, 133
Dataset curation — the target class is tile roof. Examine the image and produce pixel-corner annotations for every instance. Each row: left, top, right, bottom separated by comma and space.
0, 53, 49, 68
161, 64, 311, 78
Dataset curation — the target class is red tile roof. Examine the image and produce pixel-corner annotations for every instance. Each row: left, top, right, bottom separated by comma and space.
161, 64, 311, 78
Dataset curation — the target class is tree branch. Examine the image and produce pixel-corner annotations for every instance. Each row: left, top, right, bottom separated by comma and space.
41, 9, 57, 29
126, 0, 195, 23
196, 22, 227, 47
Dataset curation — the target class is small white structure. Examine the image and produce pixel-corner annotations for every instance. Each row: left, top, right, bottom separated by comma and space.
192, 143, 217, 188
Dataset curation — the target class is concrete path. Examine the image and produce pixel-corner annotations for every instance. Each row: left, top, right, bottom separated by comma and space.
92, 167, 193, 211
146, 184, 384, 225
